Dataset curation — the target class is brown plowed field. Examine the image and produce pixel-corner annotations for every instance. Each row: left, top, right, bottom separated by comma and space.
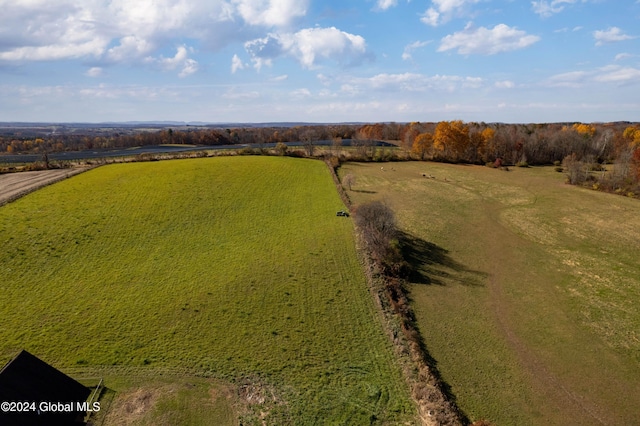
0, 168, 90, 206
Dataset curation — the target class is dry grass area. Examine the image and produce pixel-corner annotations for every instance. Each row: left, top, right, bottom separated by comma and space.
97, 377, 239, 426
340, 161, 640, 425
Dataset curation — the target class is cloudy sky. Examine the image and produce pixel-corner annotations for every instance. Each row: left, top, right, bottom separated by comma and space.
1, 0, 639, 123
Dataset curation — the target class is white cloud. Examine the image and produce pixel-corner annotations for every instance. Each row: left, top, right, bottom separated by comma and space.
434, 0, 479, 14
376, 0, 398, 11
421, 0, 481, 27
232, 0, 308, 27
347, 72, 485, 93
245, 27, 369, 70
594, 27, 636, 46
144, 46, 199, 77
531, 0, 578, 18
0, 41, 106, 62
438, 23, 540, 55
421, 9, 441, 26
593, 66, 640, 83
244, 35, 280, 70
75, 84, 178, 101
222, 89, 260, 100
402, 40, 432, 61
0, 1, 109, 61
340, 84, 360, 96
554, 26, 581, 33
544, 70, 588, 88
615, 53, 633, 61
271, 74, 288, 81
86, 67, 103, 77
290, 88, 311, 97
545, 65, 640, 87
0, 0, 310, 65
107, 36, 154, 62
231, 54, 246, 73
107, 0, 194, 37
178, 59, 199, 78
495, 80, 515, 89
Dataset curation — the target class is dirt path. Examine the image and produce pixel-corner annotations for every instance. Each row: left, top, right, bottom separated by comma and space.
0, 167, 91, 206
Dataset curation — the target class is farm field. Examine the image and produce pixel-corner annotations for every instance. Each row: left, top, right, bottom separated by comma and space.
340, 161, 640, 425
0, 167, 89, 205
0, 156, 416, 424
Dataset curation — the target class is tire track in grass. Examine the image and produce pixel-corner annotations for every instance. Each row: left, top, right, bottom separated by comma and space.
447, 168, 611, 423
480, 187, 610, 425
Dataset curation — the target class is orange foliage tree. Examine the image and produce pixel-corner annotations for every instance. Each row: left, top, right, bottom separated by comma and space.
434, 120, 470, 161
357, 123, 384, 140
412, 132, 433, 160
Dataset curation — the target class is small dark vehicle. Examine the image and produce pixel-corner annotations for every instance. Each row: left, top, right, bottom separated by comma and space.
336, 210, 349, 217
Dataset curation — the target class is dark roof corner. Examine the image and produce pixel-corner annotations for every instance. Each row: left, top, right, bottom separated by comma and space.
0, 350, 91, 425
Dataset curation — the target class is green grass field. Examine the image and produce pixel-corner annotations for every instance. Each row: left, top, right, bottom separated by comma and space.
0, 156, 416, 424
340, 162, 640, 425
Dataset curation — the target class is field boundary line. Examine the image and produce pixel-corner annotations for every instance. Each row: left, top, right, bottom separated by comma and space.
327, 160, 464, 426
325, 158, 352, 210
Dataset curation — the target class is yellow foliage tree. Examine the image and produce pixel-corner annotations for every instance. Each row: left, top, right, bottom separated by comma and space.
434, 120, 469, 160
412, 132, 433, 160
572, 123, 596, 138
623, 126, 640, 147
481, 127, 495, 143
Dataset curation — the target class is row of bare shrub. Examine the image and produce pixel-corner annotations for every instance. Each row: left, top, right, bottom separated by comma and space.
351, 201, 468, 425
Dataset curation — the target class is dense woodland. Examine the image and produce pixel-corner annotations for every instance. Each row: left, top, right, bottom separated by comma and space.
1, 121, 639, 195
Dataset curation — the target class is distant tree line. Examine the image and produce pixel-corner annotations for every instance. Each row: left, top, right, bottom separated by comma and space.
3, 120, 634, 165
2, 120, 638, 195
0, 125, 360, 155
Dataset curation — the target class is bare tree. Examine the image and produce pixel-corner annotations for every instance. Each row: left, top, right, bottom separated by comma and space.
343, 174, 355, 191
354, 201, 398, 263
275, 142, 288, 156
331, 136, 342, 155
301, 128, 317, 157
562, 153, 588, 185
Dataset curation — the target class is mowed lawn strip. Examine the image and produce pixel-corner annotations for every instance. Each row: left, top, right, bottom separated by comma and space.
0, 156, 415, 424
340, 161, 640, 425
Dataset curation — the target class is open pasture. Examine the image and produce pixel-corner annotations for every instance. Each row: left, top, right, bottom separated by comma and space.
340, 161, 640, 425
0, 156, 415, 424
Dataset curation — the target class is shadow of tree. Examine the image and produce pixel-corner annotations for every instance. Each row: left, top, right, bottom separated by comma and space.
416, 339, 470, 425
351, 189, 377, 194
396, 230, 483, 423
399, 231, 487, 287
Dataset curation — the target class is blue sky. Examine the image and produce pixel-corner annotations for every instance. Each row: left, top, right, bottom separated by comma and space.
0, 0, 638, 123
